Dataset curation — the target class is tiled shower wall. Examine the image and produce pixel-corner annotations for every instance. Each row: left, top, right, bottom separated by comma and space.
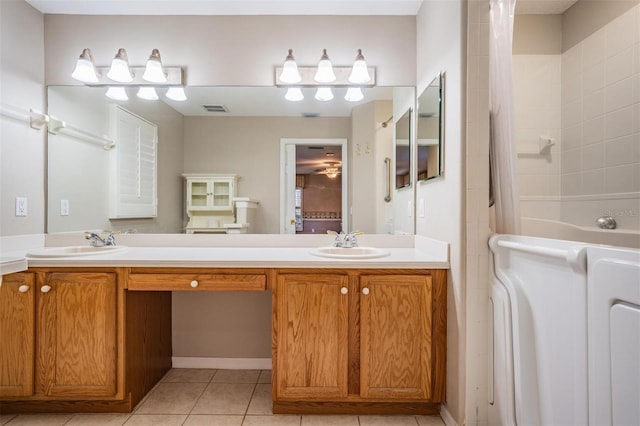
515, 5, 640, 228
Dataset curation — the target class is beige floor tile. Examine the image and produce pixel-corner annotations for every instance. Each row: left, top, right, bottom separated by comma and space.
246, 383, 272, 415
123, 414, 187, 426
212, 369, 260, 384
242, 415, 301, 426
0, 414, 17, 426
302, 414, 360, 425
416, 415, 445, 425
358, 415, 419, 426
1, 414, 73, 425
135, 382, 208, 414
162, 368, 217, 383
191, 383, 256, 415
66, 414, 131, 425
183, 415, 244, 426
257, 370, 272, 384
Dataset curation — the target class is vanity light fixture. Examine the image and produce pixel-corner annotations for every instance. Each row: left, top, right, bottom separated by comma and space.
275, 48, 375, 103
348, 49, 371, 84
142, 49, 167, 83
137, 87, 159, 101
285, 87, 304, 102
279, 49, 302, 84
165, 87, 187, 101
71, 48, 100, 83
315, 87, 334, 101
344, 87, 364, 102
107, 48, 134, 83
314, 49, 336, 83
105, 87, 128, 101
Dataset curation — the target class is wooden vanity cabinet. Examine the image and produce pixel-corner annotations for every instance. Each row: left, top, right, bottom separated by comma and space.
273, 269, 447, 414
0, 268, 171, 414
0, 272, 35, 398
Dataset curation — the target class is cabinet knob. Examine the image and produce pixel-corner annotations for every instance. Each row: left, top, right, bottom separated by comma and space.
340, 287, 348, 295
18, 285, 30, 293
40, 285, 52, 293
190, 280, 199, 288
362, 287, 370, 295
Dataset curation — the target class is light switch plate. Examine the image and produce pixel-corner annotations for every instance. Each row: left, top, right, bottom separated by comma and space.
419, 199, 425, 218
15, 197, 27, 216
60, 199, 70, 216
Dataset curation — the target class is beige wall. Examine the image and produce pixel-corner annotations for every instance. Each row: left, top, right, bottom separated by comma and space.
184, 116, 350, 234
513, 14, 562, 54
416, 0, 467, 424
0, 0, 45, 236
562, 0, 639, 51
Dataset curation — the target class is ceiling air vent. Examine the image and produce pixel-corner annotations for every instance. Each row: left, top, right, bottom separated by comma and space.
202, 104, 229, 113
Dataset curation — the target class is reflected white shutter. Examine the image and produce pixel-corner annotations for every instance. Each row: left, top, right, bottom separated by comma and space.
110, 105, 158, 218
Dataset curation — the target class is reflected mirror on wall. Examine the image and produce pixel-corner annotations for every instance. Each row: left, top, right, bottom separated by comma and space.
417, 72, 444, 181
395, 107, 412, 189
46, 85, 415, 235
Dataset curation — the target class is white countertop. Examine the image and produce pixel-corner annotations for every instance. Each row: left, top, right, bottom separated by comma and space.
1, 233, 449, 271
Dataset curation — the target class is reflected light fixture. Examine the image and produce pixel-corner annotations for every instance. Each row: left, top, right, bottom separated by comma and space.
142, 49, 167, 83
279, 49, 302, 84
344, 87, 364, 102
165, 87, 187, 101
137, 87, 158, 100
285, 87, 304, 102
314, 49, 336, 83
315, 87, 334, 101
325, 167, 340, 178
348, 49, 371, 83
105, 87, 128, 101
71, 48, 100, 83
107, 48, 134, 83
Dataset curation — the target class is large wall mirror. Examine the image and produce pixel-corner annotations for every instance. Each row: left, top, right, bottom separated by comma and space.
394, 107, 412, 189
46, 85, 415, 235
416, 72, 444, 181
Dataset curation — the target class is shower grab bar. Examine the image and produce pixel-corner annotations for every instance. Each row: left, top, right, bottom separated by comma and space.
384, 157, 391, 202
495, 239, 587, 274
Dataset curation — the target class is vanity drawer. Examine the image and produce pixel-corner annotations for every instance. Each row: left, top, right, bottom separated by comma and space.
128, 272, 266, 291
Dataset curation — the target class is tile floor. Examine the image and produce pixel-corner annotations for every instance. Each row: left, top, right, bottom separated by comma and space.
0, 369, 445, 426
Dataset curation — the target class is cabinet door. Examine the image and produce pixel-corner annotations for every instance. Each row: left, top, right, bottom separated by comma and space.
275, 274, 349, 399
36, 272, 117, 397
0, 273, 35, 397
187, 179, 211, 210
210, 179, 233, 209
360, 275, 432, 400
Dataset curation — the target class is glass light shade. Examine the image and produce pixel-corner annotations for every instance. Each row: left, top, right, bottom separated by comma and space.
279, 49, 302, 84
136, 87, 158, 100
71, 49, 99, 83
165, 87, 187, 101
348, 49, 371, 83
105, 87, 128, 101
142, 49, 167, 83
314, 49, 336, 83
315, 87, 334, 102
107, 48, 133, 83
344, 87, 364, 102
284, 87, 304, 102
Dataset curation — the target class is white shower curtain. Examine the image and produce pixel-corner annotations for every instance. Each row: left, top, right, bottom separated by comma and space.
489, 0, 520, 234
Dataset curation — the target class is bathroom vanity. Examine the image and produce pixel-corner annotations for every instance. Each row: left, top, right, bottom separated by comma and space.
0, 236, 447, 415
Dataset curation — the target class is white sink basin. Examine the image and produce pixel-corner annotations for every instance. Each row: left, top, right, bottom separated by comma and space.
26, 246, 127, 258
310, 246, 390, 259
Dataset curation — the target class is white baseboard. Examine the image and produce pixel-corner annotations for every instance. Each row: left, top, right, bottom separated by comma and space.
440, 404, 458, 426
172, 357, 272, 370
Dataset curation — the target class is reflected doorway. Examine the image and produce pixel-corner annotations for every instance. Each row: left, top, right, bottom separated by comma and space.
280, 138, 348, 234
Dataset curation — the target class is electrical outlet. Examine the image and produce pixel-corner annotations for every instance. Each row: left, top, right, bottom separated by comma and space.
60, 199, 70, 216
15, 197, 27, 216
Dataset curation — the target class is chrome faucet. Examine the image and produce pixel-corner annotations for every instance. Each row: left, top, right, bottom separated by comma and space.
85, 231, 117, 247
596, 216, 617, 230
333, 231, 361, 248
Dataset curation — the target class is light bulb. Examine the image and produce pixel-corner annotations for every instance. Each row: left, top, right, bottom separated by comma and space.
137, 87, 158, 100
107, 48, 133, 83
105, 87, 128, 101
344, 87, 364, 102
279, 49, 302, 84
71, 48, 100, 83
315, 87, 334, 101
314, 49, 336, 83
165, 87, 187, 101
285, 87, 304, 102
348, 49, 371, 83
142, 49, 167, 83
